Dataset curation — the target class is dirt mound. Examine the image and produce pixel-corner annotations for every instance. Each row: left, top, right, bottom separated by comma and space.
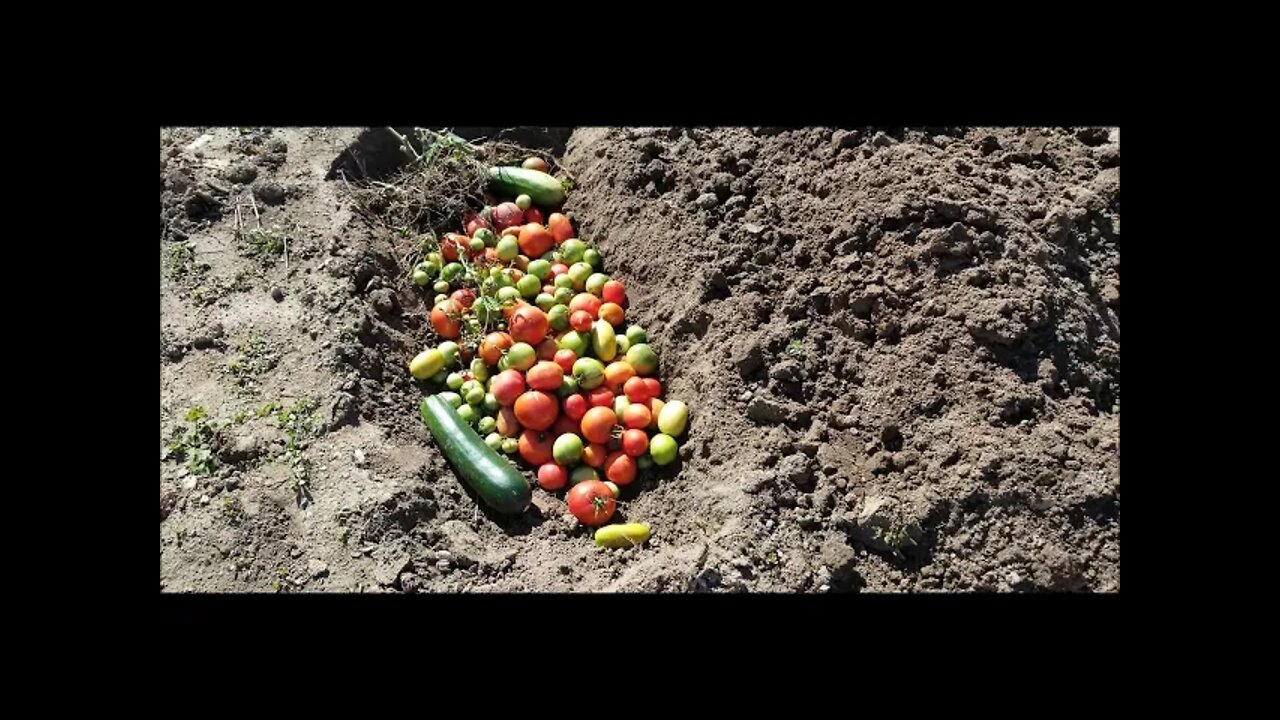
160, 126, 1119, 593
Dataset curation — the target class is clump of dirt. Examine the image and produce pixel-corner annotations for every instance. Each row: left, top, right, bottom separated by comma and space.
160, 126, 1118, 593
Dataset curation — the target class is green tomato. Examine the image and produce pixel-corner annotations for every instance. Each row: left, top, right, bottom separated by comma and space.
441, 262, 464, 282
569, 465, 600, 486
426, 252, 443, 266
626, 325, 648, 345
460, 379, 481, 397
479, 206, 493, 222
433, 283, 450, 297
586, 273, 610, 297
584, 248, 603, 269
626, 343, 659, 376
412, 266, 433, 287
561, 238, 586, 263
558, 330, 589, 357
469, 236, 485, 253
528, 259, 552, 280
515, 194, 532, 211
554, 287, 575, 305
507, 342, 536, 371
485, 432, 503, 451
465, 386, 487, 407
591, 320, 617, 362
456, 404, 479, 424
438, 341, 460, 367
474, 227, 495, 247
497, 286, 523, 303
496, 236, 519, 261
501, 437, 520, 454
446, 372, 465, 391
535, 293, 557, 311
438, 391, 463, 409
409, 348, 445, 380
517, 274, 542, 298
553, 433, 584, 465
497, 354, 512, 371
615, 335, 632, 355
658, 400, 689, 436
649, 433, 678, 465
489, 266, 504, 280
542, 250, 559, 263
548, 304, 571, 331
558, 375, 579, 398
497, 270, 516, 288
484, 393, 500, 412
477, 416, 497, 434
470, 358, 490, 383
567, 262, 592, 289
554, 273, 575, 290
573, 357, 606, 390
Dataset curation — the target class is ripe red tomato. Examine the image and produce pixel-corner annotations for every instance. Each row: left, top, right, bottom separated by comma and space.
526, 361, 564, 391
514, 390, 559, 431
536, 338, 558, 361
464, 212, 488, 237
567, 480, 616, 526
643, 378, 662, 399
623, 376, 650, 403
602, 280, 626, 305
524, 207, 545, 225
603, 451, 637, 486
451, 288, 476, 309
570, 310, 594, 333
518, 223, 555, 258
551, 413, 581, 438
491, 202, 523, 232
548, 213, 574, 243
587, 386, 615, 408
491, 369, 526, 406
518, 429, 554, 466
537, 463, 567, 491
430, 300, 461, 339
581, 406, 617, 445
570, 293, 602, 319
550, 263, 570, 280
554, 349, 577, 374
621, 429, 649, 458
509, 305, 549, 345
563, 393, 588, 421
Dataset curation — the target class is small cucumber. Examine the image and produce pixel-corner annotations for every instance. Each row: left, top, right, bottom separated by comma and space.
594, 522, 651, 548
489, 166, 566, 208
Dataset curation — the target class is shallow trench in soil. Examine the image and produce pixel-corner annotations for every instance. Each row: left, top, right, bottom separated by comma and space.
160, 126, 1119, 593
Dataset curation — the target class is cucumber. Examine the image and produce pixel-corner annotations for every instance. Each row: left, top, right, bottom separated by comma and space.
420, 395, 531, 515
489, 166, 566, 208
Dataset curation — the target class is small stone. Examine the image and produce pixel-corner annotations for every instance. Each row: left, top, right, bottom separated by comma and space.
308, 560, 329, 578
436, 559, 452, 572
181, 475, 198, 491
370, 288, 397, 316
744, 222, 765, 236
893, 450, 921, 469
290, 547, 303, 558
353, 449, 367, 466
224, 163, 258, 184
695, 192, 720, 209
375, 555, 411, 586
871, 131, 896, 147
199, 494, 211, 505
252, 180, 287, 205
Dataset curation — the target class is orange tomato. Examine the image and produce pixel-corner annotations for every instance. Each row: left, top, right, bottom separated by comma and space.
647, 398, 665, 432
603, 451, 637, 485
622, 403, 651, 430
480, 332, 513, 366
604, 361, 635, 392
526, 361, 564, 392
509, 305, 549, 345
570, 293, 602, 319
581, 406, 617, 445
602, 280, 626, 305
581, 442, 607, 468
518, 429, 554, 466
599, 302, 624, 326
514, 390, 559, 431
496, 406, 521, 437
548, 213, 574, 243
431, 300, 461, 339
518, 223, 555, 258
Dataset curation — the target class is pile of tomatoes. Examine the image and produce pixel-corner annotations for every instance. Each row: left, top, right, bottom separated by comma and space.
408, 179, 690, 532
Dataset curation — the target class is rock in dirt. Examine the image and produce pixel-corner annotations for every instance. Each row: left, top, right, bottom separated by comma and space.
778, 454, 816, 489
855, 496, 922, 552
308, 559, 329, 578
747, 395, 812, 426
219, 434, 263, 464
271, 287, 285, 303
733, 341, 765, 379
252, 180, 287, 205
370, 288, 397, 316
819, 537, 857, 577
180, 475, 198, 491
696, 192, 720, 209
375, 554, 411, 587
224, 163, 258, 185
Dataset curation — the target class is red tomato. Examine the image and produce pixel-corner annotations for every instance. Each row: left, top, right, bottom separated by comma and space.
567, 480, 616, 526
604, 362, 635, 392
581, 443, 607, 468
570, 310, 593, 333
518, 223, 555, 258
550, 263, 570, 280
581, 406, 617, 445
451, 288, 476, 309
536, 338, 558, 361
431, 300, 461, 339
441, 239, 459, 262
548, 213, 574, 243
526, 361, 564, 391
490, 369, 526, 406
623, 376, 650, 403
643, 378, 662, 399
491, 202, 524, 231
603, 451, 637, 485
525, 207, 545, 225
552, 413, 580, 438
602, 280, 626, 305
537, 463, 567, 491
622, 403, 651, 430
518, 429, 554, 466
484, 247, 499, 262
570, 293, 602, 319
496, 406, 521, 437
587, 386, 615, 408
464, 212, 489, 237
509, 305, 549, 345
621, 429, 649, 458
554, 349, 577, 374
480, 332, 513, 366
563, 393, 588, 421
514, 390, 559, 431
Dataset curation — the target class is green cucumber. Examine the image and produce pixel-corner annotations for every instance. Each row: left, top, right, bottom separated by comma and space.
489, 166, 566, 207
420, 395, 531, 515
